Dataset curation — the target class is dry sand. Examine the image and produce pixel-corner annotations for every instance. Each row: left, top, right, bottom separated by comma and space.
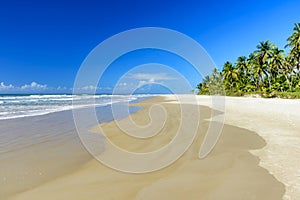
165, 95, 300, 200
8, 96, 286, 200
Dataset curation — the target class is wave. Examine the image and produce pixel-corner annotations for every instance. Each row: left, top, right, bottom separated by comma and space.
0, 94, 152, 120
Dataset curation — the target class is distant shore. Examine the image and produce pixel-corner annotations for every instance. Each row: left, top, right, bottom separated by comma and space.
220, 91, 300, 99
7, 95, 295, 200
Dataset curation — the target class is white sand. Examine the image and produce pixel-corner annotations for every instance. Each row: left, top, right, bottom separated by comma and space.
164, 95, 300, 200
7, 96, 285, 200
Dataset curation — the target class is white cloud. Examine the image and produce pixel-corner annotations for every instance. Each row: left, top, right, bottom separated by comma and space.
56, 86, 69, 91
80, 85, 98, 91
118, 83, 127, 86
111, 73, 178, 94
0, 81, 52, 93
72, 85, 99, 94
21, 82, 47, 90
137, 80, 150, 88
99, 86, 112, 90
0, 82, 14, 90
127, 73, 176, 81
125, 73, 177, 89
71, 85, 112, 93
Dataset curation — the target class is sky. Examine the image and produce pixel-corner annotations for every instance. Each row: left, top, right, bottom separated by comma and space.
0, 0, 300, 94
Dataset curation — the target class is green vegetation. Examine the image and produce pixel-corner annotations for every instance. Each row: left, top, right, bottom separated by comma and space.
197, 23, 300, 99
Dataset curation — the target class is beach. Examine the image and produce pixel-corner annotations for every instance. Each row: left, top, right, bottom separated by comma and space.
0, 95, 147, 199
2, 0, 300, 199
4, 95, 300, 199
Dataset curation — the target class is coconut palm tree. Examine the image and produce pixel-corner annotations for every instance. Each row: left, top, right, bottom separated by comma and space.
256, 41, 274, 62
236, 56, 249, 90
248, 52, 261, 91
197, 22, 300, 97
222, 61, 238, 91
286, 23, 300, 70
270, 47, 285, 77
209, 68, 224, 94
254, 40, 275, 89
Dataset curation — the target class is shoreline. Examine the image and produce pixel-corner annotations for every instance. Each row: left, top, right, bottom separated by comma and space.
8, 96, 286, 199
0, 97, 147, 199
174, 95, 300, 199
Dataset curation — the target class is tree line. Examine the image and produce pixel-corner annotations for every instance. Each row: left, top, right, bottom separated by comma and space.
197, 23, 300, 98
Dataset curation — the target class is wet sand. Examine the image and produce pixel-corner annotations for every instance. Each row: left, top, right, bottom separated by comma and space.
8, 96, 285, 200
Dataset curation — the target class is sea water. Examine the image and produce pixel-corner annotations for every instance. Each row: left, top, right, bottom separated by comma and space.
0, 94, 152, 198
0, 94, 151, 120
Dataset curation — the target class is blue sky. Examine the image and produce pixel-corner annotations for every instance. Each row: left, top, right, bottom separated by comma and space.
0, 0, 300, 94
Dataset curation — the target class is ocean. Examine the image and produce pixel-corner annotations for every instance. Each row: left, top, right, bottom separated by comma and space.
0, 94, 151, 120
0, 94, 153, 198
